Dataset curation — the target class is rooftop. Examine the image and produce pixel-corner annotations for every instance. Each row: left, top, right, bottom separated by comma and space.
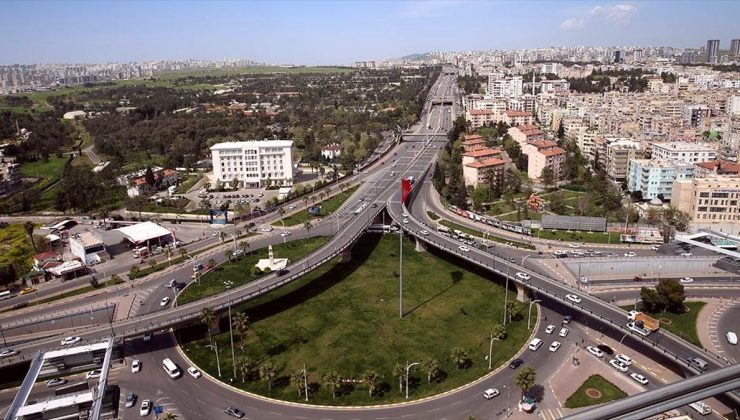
116, 221, 172, 244
71, 231, 104, 248
540, 147, 566, 157
528, 140, 558, 150
465, 157, 505, 169
210, 140, 294, 150
463, 147, 502, 158
652, 142, 717, 151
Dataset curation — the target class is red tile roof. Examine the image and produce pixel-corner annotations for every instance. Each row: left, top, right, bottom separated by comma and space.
465, 158, 506, 169
528, 140, 558, 150
463, 148, 502, 158
541, 147, 566, 157
469, 109, 494, 115
695, 160, 740, 174
504, 110, 531, 117
34, 251, 58, 261
464, 134, 484, 141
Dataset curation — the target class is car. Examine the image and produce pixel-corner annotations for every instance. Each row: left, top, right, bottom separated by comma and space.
679, 252, 693, 257
86, 369, 102, 379
143, 332, 152, 342
679, 277, 694, 284
569, 243, 580, 248
586, 346, 604, 358
125, 392, 137, 408
616, 354, 633, 366
633, 275, 643, 282
187, 366, 202, 378
0, 349, 18, 358
597, 344, 614, 355
559, 328, 569, 338
402, 218, 409, 223
726, 331, 738, 345
549, 341, 561, 352
371, 203, 378, 208
61, 336, 81, 346
174, 282, 185, 291
260, 226, 273, 232
166, 279, 177, 288
140, 399, 152, 417
276, 269, 289, 276
570, 249, 584, 256
565, 294, 582, 303
545, 325, 555, 334
280, 231, 291, 237
609, 359, 629, 372
651, 245, 660, 251
630, 373, 649, 385
46, 378, 68, 387
419, 230, 429, 235
224, 406, 245, 418
562, 315, 572, 324
553, 250, 568, 258
483, 388, 500, 399
19, 287, 36, 295
131, 359, 141, 373
160, 297, 171, 307
515, 272, 531, 281
232, 249, 244, 257
458, 245, 470, 252
508, 358, 524, 369
624, 252, 637, 257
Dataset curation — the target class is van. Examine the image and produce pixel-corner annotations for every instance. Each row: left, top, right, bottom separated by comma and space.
162, 358, 182, 379
528, 338, 543, 351
687, 357, 708, 371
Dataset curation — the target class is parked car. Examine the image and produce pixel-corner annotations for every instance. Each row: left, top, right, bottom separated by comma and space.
545, 325, 555, 334
586, 346, 604, 358
609, 359, 629, 372
559, 328, 569, 338
131, 359, 141, 373
597, 344, 614, 355
726, 331, 738, 345
615, 354, 633, 366
630, 373, 649, 385
140, 399, 152, 416
549, 341, 561, 352
125, 392, 137, 408
61, 336, 81, 346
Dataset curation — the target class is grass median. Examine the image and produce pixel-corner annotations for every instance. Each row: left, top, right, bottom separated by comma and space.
275, 186, 359, 227
33, 277, 125, 306
564, 374, 627, 408
177, 236, 330, 305
532, 229, 622, 245
438, 219, 536, 250
179, 233, 532, 406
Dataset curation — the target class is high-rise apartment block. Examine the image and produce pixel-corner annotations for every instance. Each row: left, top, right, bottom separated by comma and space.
730, 39, 740, 57
706, 39, 720, 63
211, 140, 294, 188
487, 75, 523, 99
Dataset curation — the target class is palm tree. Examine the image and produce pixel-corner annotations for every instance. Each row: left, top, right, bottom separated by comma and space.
392, 363, 405, 394
322, 370, 341, 399
490, 323, 507, 340
179, 248, 188, 258
514, 365, 536, 399
505, 301, 521, 323
362, 370, 380, 397
236, 356, 255, 382
450, 347, 469, 370
207, 258, 216, 270
303, 195, 310, 209
289, 370, 304, 397
319, 191, 326, 202
24, 221, 37, 253
303, 220, 312, 247
259, 363, 278, 392
218, 231, 225, 243
200, 307, 215, 343
224, 249, 232, 262
239, 241, 250, 256
423, 358, 439, 383
147, 259, 156, 270
129, 266, 140, 279
277, 207, 286, 227
232, 312, 249, 353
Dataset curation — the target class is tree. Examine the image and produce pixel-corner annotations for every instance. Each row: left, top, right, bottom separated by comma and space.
277, 207, 285, 227
129, 265, 140, 279
655, 278, 686, 313
556, 120, 565, 141
239, 241, 250, 256
259, 363, 278, 392
232, 312, 249, 352
144, 166, 156, 187
547, 191, 567, 214
362, 370, 380, 397
470, 184, 491, 211
505, 301, 522, 323
450, 347, 469, 370
224, 249, 232, 262
392, 363, 405, 394
236, 356, 255, 383
200, 307, 215, 343
289, 370, 304, 397
162, 413, 179, 420
490, 323, 507, 340
322, 370, 341, 399
540, 165, 556, 189
514, 365, 537, 398
645, 207, 662, 225
303, 220, 312, 244
423, 358, 439, 383
23, 221, 37, 253
148, 259, 156, 271
639, 287, 665, 312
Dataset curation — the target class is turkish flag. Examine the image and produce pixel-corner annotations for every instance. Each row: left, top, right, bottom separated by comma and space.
401, 179, 411, 203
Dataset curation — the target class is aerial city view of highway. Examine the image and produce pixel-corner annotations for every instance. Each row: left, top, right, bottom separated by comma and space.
0, 1, 739, 419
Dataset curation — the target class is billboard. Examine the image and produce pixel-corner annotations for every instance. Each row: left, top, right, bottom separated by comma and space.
209, 209, 229, 224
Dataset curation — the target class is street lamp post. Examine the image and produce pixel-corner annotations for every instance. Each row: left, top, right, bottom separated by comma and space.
617, 331, 629, 354
399, 228, 404, 319
302, 364, 309, 401
224, 281, 236, 379
503, 264, 510, 326
405, 361, 419, 399
527, 299, 542, 330
488, 333, 500, 370
187, 255, 199, 283
230, 234, 237, 255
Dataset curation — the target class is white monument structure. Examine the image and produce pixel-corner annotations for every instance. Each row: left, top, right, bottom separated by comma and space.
255, 245, 289, 271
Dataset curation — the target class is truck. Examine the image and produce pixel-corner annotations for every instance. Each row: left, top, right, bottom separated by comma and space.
627, 310, 660, 332
689, 401, 712, 415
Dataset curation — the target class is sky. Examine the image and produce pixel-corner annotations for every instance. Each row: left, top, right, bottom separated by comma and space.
1, 0, 738, 65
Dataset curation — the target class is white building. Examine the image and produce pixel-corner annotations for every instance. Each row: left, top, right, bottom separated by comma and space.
650, 142, 717, 164
211, 140, 294, 188
627, 159, 695, 200
487, 75, 522, 99
727, 95, 740, 116
70, 232, 107, 265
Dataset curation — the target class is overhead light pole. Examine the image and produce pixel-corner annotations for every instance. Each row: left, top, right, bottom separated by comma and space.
405, 361, 419, 399
528, 299, 542, 330
503, 264, 510, 326
224, 280, 236, 379
399, 224, 404, 319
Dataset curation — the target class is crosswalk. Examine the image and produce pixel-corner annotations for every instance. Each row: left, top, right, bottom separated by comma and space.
539, 407, 565, 420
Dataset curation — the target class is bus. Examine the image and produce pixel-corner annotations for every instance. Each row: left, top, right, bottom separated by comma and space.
162, 358, 182, 379
0, 290, 11, 300
437, 226, 451, 236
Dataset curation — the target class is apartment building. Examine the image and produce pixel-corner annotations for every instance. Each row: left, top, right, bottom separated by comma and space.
727, 96, 740, 116
522, 140, 566, 180
507, 124, 545, 146
466, 109, 497, 129
502, 110, 534, 127
694, 159, 740, 177
627, 159, 695, 200
211, 140, 294, 188
462, 134, 487, 151
671, 175, 740, 227
684, 105, 712, 128
651, 142, 717, 164
463, 158, 505, 188
487, 75, 522, 99
462, 147, 503, 167
606, 140, 642, 182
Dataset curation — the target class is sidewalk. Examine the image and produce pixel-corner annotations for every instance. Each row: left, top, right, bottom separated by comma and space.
697, 298, 738, 364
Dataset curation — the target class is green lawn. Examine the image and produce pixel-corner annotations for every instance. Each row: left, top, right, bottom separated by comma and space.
564, 374, 627, 408
33, 277, 125, 305
179, 234, 532, 405
0, 223, 35, 279
427, 211, 440, 221
438, 219, 536, 250
176, 174, 202, 194
19, 156, 68, 180
532, 229, 622, 244
275, 186, 358, 227
177, 236, 330, 304
620, 301, 705, 348
498, 211, 543, 222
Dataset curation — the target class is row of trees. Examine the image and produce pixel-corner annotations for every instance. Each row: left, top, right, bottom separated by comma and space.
640, 279, 687, 313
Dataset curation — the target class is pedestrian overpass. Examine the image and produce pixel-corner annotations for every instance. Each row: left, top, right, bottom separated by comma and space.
675, 228, 740, 259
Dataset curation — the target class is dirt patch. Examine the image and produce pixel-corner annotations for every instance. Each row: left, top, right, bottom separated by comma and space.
585, 388, 602, 399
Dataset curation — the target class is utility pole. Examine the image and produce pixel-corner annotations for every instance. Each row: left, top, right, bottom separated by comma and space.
225, 281, 236, 379
303, 364, 309, 401
399, 227, 404, 319
503, 264, 510, 325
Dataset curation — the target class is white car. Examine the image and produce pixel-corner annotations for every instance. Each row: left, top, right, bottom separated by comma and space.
565, 294, 582, 303
61, 336, 81, 346
280, 231, 291, 237
402, 218, 409, 224
545, 325, 556, 334
86, 369, 102, 379
609, 359, 629, 372
160, 297, 171, 307
615, 353, 633, 366
569, 243, 580, 248
679, 252, 693, 257
586, 346, 604, 358
139, 399, 152, 417
187, 366, 202, 378
651, 245, 660, 251
515, 272, 531, 281
419, 230, 429, 236
0, 349, 18, 358
483, 388, 500, 399
260, 226, 273, 232
726, 331, 738, 345
131, 359, 141, 373
624, 252, 637, 257
630, 373, 649, 385
549, 341, 561, 352
232, 249, 243, 257
679, 277, 694, 284
458, 245, 470, 252
559, 328, 569, 338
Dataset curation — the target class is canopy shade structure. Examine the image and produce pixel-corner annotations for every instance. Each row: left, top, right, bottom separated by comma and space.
116, 221, 173, 245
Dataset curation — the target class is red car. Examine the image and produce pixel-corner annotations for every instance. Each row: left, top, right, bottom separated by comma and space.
633, 276, 643, 282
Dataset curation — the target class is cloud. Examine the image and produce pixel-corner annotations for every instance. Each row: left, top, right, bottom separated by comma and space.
560, 4, 636, 30
400, 0, 460, 18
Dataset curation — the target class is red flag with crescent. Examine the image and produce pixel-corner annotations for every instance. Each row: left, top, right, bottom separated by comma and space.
401, 179, 411, 203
